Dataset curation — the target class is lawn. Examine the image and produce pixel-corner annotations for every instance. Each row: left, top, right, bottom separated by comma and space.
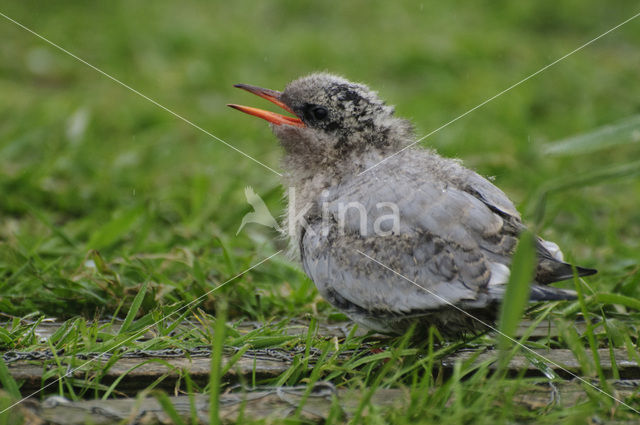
1, 1, 640, 423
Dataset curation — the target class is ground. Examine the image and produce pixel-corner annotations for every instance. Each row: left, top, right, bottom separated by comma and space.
1, 1, 640, 423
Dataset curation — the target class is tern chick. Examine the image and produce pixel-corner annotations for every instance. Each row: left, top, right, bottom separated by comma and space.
229, 73, 596, 336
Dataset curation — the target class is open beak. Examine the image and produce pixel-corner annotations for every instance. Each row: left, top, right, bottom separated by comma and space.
228, 84, 305, 127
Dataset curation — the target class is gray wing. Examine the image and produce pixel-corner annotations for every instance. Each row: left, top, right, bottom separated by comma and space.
300, 159, 592, 321
300, 170, 517, 317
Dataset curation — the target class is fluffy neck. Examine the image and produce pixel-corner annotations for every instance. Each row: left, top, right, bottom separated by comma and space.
278, 115, 414, 188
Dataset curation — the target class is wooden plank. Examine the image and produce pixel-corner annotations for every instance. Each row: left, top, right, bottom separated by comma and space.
511, 379, 640, 411
442, 348, 640, 379
17, 380, 640, 424
7, 354, 292, 396
24, 319, 364, 342
16, 317, 588, 343
7, 346, 639, 398
20, 385, 400, 424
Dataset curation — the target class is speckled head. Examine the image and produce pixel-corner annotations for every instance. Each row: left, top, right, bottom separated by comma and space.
229, 73, 414, 175
280, 73, 390, 133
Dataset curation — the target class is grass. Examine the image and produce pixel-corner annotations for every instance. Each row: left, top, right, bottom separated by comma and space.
1, 0, 640, 423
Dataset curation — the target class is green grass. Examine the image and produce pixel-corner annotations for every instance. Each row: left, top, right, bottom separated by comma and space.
1, 0, 640, 423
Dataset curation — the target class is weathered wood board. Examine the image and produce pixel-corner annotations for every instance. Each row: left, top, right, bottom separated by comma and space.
3, 318, 638, 424
6, 346, 639, 397
15, 317, 589, 343
7, 354, 289, 396
443, 347, 640, 379
13, 380, 640, 424
23, 319, 364, 342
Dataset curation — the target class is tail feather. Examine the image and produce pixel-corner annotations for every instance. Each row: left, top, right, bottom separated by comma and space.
536, 260, 597, 285
535, 238, 597, 284
529, 285, 577, 301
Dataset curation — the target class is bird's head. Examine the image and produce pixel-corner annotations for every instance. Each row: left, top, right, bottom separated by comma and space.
229, 73, 413, 176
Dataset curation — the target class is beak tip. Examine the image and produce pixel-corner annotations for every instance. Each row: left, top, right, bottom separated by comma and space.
229, 83, 302, 126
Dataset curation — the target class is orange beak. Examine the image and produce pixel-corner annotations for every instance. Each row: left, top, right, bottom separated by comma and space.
228, 84, 305, 127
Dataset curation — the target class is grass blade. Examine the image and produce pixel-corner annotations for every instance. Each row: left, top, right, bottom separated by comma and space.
0, 358, 20, 400
497, 231, 536, 353
119, 281, 149, 334
87, 206, 145, 250
210, 299, 227, 425
544, 114, 640, 156
530, 160, 640, 225
152, 391, 187, 425
594, 293, 640, 311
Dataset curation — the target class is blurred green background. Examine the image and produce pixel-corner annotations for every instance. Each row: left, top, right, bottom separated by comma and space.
1, 0, 639, 318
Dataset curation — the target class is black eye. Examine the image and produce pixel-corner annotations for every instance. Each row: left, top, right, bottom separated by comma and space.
308, 105, 328, 121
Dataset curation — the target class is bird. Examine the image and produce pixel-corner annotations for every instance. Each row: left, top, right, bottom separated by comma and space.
228, 73, 597, 336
